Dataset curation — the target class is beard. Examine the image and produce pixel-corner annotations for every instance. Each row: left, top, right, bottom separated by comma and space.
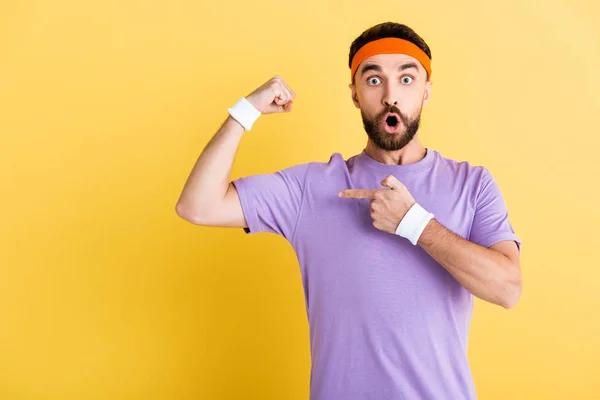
361, 105, 422, 151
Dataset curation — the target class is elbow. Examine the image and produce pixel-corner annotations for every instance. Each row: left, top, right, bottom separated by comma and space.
500, 276, 523, 309
175, 202, 205, 225
501, 292, 521, 309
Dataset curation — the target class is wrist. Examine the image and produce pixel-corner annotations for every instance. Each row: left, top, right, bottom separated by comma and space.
227, 97, 261, 131
395, 203, 434, 245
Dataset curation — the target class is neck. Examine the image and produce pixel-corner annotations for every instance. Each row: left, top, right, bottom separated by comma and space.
365, 136, 427, 166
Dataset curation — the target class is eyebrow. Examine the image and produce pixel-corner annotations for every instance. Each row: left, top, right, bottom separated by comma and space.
360, 62, 420, 77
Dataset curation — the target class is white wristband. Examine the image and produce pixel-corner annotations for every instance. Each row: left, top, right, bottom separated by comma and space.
227, 97, 261, 131
395, 203, 434, 245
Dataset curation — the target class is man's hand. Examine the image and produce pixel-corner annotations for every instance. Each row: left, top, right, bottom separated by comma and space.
339, 175, 416, 234
246, 75, 295, 114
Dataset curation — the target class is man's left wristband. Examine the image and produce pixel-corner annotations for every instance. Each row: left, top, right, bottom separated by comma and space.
395, 203, 434, 245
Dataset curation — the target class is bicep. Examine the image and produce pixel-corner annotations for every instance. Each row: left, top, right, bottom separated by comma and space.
196, 182, 248, 229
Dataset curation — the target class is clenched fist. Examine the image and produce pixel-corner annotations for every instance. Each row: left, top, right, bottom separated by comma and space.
246, 75, 295, 114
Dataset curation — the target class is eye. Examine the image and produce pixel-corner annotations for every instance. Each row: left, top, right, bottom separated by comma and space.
367, 77, 381, 85
401, 76, 413, 84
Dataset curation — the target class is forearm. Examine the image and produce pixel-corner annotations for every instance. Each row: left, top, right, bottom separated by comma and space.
417, 219, 521, 308
176, 116, 245, 218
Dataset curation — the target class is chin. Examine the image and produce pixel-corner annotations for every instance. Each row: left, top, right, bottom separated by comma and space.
368, 129, 413, 152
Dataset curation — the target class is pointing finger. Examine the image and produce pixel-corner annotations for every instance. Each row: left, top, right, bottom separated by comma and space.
338, 189, 378, 199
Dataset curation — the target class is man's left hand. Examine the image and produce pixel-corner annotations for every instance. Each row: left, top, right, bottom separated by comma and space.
338, 175, 416, 234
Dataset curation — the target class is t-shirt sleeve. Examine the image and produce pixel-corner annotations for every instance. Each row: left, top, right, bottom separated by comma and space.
231, 162, 311, 241
469, 167, 521, 251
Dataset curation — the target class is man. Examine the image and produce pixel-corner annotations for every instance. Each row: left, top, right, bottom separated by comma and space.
176, 21, 522, 400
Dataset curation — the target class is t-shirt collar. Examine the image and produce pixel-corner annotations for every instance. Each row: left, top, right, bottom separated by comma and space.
357, 147, 436, 174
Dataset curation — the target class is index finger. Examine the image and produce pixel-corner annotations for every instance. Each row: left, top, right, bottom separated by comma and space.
338, 189, 377, 199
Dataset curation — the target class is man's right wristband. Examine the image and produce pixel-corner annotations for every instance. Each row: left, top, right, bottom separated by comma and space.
227, 97, 261, 131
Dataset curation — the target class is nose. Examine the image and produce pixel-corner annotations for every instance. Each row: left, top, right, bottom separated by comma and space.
382, 85, 399, 108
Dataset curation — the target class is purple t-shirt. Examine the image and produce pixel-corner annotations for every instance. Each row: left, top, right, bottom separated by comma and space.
232, 148, 520, 400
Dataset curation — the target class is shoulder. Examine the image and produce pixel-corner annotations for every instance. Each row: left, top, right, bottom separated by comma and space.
433, 149, 491, 185
309, 151, 358, 171
297, 151, 358, 179
433, 150, 506, 207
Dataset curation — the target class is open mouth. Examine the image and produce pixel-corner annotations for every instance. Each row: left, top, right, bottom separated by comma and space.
383, 114, 401, 133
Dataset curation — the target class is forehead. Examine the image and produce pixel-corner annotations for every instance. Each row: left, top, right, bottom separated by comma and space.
359, 53, 423, 73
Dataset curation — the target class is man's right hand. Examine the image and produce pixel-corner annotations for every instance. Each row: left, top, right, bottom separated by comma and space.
176, 76, 296, 228
246, 75, 295, 114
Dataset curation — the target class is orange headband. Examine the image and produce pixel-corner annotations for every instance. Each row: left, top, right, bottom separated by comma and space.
350, 38, 432, 83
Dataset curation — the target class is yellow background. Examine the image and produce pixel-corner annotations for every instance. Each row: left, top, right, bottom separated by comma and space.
1, 0, 599, 398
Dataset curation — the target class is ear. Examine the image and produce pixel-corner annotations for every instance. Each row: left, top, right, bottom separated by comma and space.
349, 82, 360, 108
422, 80, 432, 106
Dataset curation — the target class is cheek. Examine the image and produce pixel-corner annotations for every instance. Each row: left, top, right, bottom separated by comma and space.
358, 92, 378, 114
362, 89, 387, 110
358, 88, 376, 104
399, 90, 424, 112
